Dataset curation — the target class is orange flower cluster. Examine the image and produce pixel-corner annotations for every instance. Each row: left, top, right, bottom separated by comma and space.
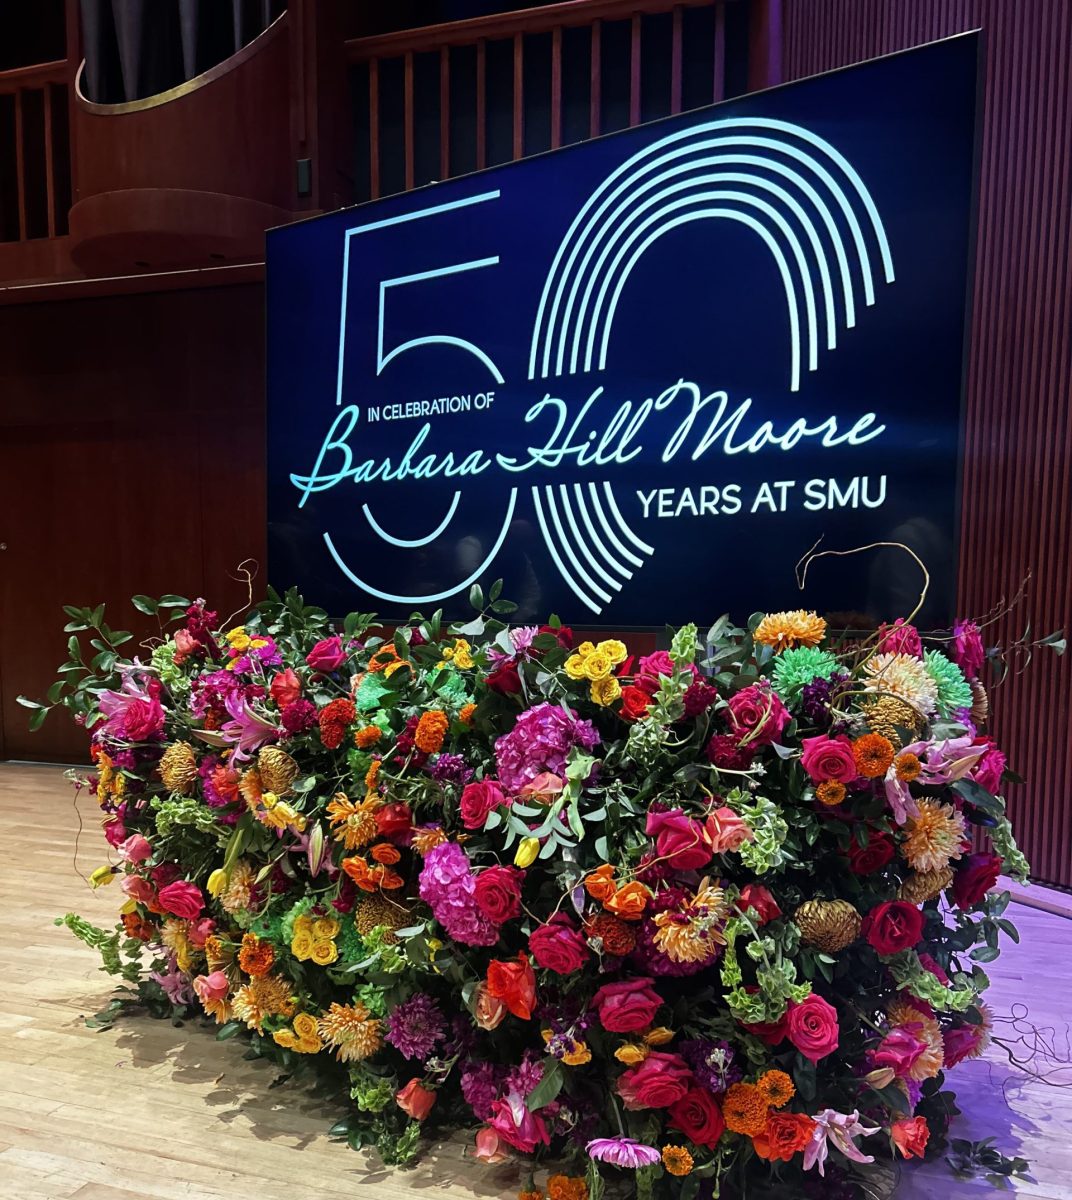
584, 912, 637, 956
583, 864, 649, 921
756, 1069, 795, 1108
459, 702, 477, 724
342, 854, 404, 891
415, 709, 449, 754
237, 932, 275, 977
547, 1175, 587, 1200
752, 1111, 816, 1162
661, 1146, 694, 1176
853, 732, 895, 778
354, 724, 382, 749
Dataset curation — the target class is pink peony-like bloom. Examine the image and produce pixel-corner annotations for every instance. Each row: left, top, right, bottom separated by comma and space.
800, 735, 858, 783
187, 917, 215, 947
724, 683, 790, 746
494, 702, 599, 792
119, 834, 152, 864
943, 1019, 989, 1067
121, 875, 155, 903
419, 842, 499, 947
646, 807, 712, 871
872, 1025, 927, 1077
952, 620, 985, 678
877, 619, 923, 658
635, 650, 698, 696
586, 1137, 661, 1168
157, 880, 204, 920
616, 1051, 693, 1110
591, 977, 663, 1032
487, 1092, 550, 1153
704, 807, 754, 855
98, 670, 165, 742
971, 737, 1006, 794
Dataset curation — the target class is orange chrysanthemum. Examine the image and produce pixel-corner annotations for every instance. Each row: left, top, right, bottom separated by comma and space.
317, 1001, 382, 1062
354, 725, 383, 749
232, 974, 296, 1032
903, 799, 967, 873
756, 1069, 795, 1109
415, 709, 449, 754
815, 780, 847, 807
237, 933, 275, 977
459, 703, 477, 725
661, 1146, 694, 1177
583, 864, 617, 902
239, 768, 264, 808
753, 609, 827, 652
723, 1082, 769, 1136
326, 792, 380, 850
370, 842, 401, 865
604, 881, 650, 922
853, 732, 896, 778
411, 825, 449, 856
895, 751, 922, 782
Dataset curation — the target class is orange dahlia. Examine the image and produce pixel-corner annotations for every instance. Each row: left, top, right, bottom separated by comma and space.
853, 732, 896, 778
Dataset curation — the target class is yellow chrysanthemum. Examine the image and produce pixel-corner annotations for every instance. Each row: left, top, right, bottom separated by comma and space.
590, 675, 622, 706
232, 974, 296, 1032
220, 860, 256, 914
753, 610, 827, 652
903, 799, 967, 873
326, 792, 380, 850
653, 880, 729, 963
864, 652, 939, 717
318, 1001, 382, 1063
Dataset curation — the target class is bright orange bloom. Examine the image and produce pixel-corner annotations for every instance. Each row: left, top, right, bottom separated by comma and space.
354, 725, 383, 749
895, 751, 922, 782
341, 856, 404, 892
723, 1083, 769, 1136
370, 842, 401, 865
415, 709, 449, 754
756, 1069, 795, 1108
547, 1176, 587, 1200
853, 732, 896, 778
604, 881, 650, 922
583, 864, 617, 902
237, 933, 275, 977
365, 759, 381, 793
661, 1146, 694, 1176
369, 645, 404, 674
815, 780, 847, 807
411, 826, 449, 856
459, 703, 477, 725
753, 1111, 815, 1161
122, 911, 155, 941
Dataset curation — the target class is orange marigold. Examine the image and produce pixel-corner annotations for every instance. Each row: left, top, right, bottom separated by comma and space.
369, 645, 403, 674
895, 751, 922, 782
815, 780, 847, 807
459, 703, 477, 725
584, 912, 636, 956
661, 1146, 694, 1176
756, 1069, 795, 1109
354, 725, 382, 749
547, 1175, 588, 1200
853, 732, 896, 778
415, 709, 449, 754
237, 933, 275, 977
723, 1082, 769, 1136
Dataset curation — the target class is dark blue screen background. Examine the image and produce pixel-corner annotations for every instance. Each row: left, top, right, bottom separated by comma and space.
267, 35, 978, 626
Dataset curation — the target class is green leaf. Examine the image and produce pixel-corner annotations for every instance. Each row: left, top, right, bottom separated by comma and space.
158, 595, 192, 609
15, 696, 45, 710
525, 1057, 563, 1110
131, 595, 159, 614
490, 599, 519, 615
215, 1021, 243, 1040
970, 945, 1000, 963
468, 583, 484, 611
328, 1119, 354, 1138
29, 707, 49, 732
953, 779, 1005, 818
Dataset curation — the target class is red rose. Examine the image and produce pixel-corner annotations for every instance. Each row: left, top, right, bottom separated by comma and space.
754, 1111, 815, 1162
616, 1051, 693, 1110
473, 866, 524, 925
668, 1086, 725, 1148
741, 1014, 788, 1044
862, 900, 925, 954
269, 668, 301, 708
375, 802, 413, 843
786, 993, 839, 1063
620, 685, 654, 722
645, 808, 712, 871
529, 913, 590, 974
724, 684, 790, 746
892, 1115, 930, 1160
800, 734, 858, 783
591, 976, 663, 1032
157, 880, 204, 920
738, 883, 781, 925
538, 624, 574, 649
487, 661, 522, 695
125, 697, 166, 741
306, 636, 347, 672
460, 779, 507, 830
847, 831, 896, 875
485, 953, 536, 1020
952, 852, 1001, 910
396, 1078, 436, 1121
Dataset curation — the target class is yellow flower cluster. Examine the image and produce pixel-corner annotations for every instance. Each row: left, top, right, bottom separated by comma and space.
564, 639, 628, 706
438, 638, 474, 669
223, 625, 272, 670
273, 1011, 323, 1055
291, 914, 340, 966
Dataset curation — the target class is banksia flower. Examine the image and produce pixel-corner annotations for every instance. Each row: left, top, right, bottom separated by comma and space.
899, 867, 954, 904
355, 893, 413, 943
257, 746, 299, 795
794, 899, 861, 953
862, 695, 924, 748
970, 679, 989, 728
159, 741, 198, 794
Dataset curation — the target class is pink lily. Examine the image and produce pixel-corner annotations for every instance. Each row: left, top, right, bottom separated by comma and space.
803, 1108, 881, 1176
219, 692, 281, 759
884, 736, 988, 825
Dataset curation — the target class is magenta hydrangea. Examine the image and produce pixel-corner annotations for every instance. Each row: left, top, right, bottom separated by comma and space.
418, 842, 499, 946
494, 702, 600, 792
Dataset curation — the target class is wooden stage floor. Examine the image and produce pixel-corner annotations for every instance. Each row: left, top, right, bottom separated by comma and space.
1, 764, 1069, 1200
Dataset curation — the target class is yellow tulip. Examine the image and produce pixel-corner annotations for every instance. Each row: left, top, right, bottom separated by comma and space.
89, 865, 116, 888
514, 837, 541, 868
206, 868, 229, 897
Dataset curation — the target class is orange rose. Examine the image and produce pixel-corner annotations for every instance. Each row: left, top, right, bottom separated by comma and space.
370, 842, 401, 865
583, 864, 617, 902
604, 881, 650, 921
396, 1078, 437, 1121
473, 983, 508, 1030
891, 1115, 929, 1159
485, 952, 536, 1020
752, 1111, 815, 1162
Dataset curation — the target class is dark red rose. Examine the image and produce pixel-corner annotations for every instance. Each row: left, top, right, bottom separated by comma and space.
487, 661, 522, 695
538, 624, 574, 649
620, 685, 654, 722
952, 853, 1002, 909
529, 913, 590, 974
862, 900, 925, 954
668, 1086, 725, 1148
474, 865, 524, 925
738, 883, 781, 925
375, 802, 413, 843
848, 831, 896, 875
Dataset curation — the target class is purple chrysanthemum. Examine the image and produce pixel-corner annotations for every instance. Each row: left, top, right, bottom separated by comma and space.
385, 993, 446, 1060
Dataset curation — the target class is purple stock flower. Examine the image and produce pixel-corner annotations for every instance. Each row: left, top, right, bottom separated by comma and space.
428, 753, 474, 787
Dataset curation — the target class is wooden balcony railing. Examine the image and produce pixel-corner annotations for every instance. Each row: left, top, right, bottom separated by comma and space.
345, 0, 744, 202
0, 58, 72, 242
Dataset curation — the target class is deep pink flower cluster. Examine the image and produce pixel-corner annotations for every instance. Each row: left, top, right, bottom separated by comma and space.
418, 842, 498, 946
493, 701, 600, 792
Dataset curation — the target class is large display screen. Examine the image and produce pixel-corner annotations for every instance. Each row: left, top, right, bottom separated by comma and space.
267, 34, 978, 626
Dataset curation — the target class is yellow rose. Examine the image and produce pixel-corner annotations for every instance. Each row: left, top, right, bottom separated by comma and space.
590, 676, 622, 706
295, 1035, 323, 1055
293, 1012, 320, 1041
582, 651, 613, 681
564, 654, 588, 680
273, 1029, 298, 1049
310, 939, 339, 966
291, 930, 315, 961
514, 837, 541, 868
293, 914, 313, 935
599, 639, 628, 666
614, 1042, 649, 1064
644, 1026, 675, 1046
206, 868, 229, 897
452, 639, 475, 669
312, 917, 340, 940
227, 631, 251, 652
562, 1041, 592, 1067
577, 641, 596, 657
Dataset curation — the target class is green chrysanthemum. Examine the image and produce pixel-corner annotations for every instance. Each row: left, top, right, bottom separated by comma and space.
771, 645, 839, 700
924, 649, 973, 717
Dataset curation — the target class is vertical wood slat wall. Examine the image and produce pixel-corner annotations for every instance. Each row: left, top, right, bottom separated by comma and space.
783, 0, 1072, 890
0, 63, 70, 243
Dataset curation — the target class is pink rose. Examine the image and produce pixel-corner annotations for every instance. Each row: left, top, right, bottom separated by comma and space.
187, 917, 215, 947
121, 875, 154, 903
472, 983, 508, 1031
786, 994, 839, 1063
193, 971, 229, 1004
704, 807, 754, 854
103, 808, 128, 847
800, 735, 858, 783
645, 808, 712, 870
953, 620, 985, 678
616, 1051, 693, 1110
591, 977, 663, 1032
737, 884, 781, 925
971, 738, 1006, 794
157, 880, 204, 920
529, 914, 590, 975
460, 779, 508, 830
877, 619, 923, 657
119, 834, 152, 864
520, 772, 563, 804
396, 1079, 437, 1121
636, 651, 698, 696
942, 1022, 985, 1068
487, 1096, 551, 1153
173, 628, 198, 663
269, 668, 302, 707
305, 636, 346, 672
725, 684, 789, 746
125, 697, 165, 741
473, 865, 524, 925
872, 1025, 926, 1077
952, 852, 1001, 910
472, 1127, 511, 1163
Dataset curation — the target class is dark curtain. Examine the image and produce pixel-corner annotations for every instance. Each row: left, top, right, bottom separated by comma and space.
79, 0, 285, 104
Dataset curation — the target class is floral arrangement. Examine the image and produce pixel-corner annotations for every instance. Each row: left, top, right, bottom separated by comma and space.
31, 585, 1043, 1199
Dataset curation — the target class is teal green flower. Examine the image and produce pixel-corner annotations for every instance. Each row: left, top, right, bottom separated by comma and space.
771, 646, 839, 700
924, 649, 973, 716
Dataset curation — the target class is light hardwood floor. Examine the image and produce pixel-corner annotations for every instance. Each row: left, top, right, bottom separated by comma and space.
0, 764, 1069, 1200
